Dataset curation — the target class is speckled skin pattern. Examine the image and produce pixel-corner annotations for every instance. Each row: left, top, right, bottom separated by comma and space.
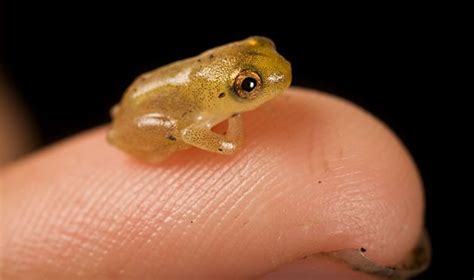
107, 37, 292, 163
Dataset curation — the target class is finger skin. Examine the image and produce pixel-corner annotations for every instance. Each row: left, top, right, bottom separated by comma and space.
0, 81, 36, 165
0, 88, 424, 279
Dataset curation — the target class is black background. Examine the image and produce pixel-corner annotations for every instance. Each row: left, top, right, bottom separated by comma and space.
1, 2, 468, 279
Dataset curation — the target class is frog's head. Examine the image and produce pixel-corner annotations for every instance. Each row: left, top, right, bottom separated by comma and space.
195, 36, 292, 115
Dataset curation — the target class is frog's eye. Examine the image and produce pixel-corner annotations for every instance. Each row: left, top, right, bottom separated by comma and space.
234, 70, 262, 99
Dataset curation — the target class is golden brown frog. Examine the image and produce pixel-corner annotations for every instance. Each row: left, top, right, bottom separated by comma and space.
107, 36, 291, 163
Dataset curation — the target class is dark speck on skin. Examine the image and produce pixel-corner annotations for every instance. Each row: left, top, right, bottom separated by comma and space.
182, 109, 193, 117
318, 180, 322, 184
218, 92, 225, 98
218, 148, 223, 152
209, 54, 215, 59
167, 135, 177, 141
361, 247, 367, 253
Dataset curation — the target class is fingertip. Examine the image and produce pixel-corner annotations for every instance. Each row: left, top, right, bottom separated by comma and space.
0, 88, 426, 278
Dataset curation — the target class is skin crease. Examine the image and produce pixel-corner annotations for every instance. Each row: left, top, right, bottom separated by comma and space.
0, 88, 424, 279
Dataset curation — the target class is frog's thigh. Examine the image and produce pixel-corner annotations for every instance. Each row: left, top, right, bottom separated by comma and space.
113, 113, 185, 163
181, 114, 243, 154
132, 113, 182, 147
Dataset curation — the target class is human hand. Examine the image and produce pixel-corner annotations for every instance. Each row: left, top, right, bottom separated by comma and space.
1, 88, 427, 279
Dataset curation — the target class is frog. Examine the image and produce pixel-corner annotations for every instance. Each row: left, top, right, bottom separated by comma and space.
107, 36, 292, 163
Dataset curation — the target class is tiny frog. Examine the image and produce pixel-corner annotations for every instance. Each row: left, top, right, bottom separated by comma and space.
107, 36, 291, 163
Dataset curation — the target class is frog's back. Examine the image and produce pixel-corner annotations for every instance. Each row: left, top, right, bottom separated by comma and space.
122, 57, 195, 108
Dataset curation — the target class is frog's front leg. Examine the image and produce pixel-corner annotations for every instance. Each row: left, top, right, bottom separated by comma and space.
181, 114, 243, 154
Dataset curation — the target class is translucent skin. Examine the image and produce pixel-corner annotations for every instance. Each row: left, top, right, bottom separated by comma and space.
107, 36, 292, 163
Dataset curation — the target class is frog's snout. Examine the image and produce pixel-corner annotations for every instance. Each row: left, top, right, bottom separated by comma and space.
282, 59, 292, 88
269, 58, 292, 90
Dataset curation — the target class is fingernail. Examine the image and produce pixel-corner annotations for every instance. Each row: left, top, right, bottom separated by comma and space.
263, 231, 430, 279
261, 256, 375, 280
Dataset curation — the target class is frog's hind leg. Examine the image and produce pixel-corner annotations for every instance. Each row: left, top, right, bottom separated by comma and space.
108, 128, 187, 164
108, 113, 189, 164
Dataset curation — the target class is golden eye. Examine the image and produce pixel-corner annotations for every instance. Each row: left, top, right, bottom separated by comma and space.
234, 70, 261, 99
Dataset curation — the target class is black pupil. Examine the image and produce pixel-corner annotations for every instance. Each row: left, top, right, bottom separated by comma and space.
241, 77, 257, 92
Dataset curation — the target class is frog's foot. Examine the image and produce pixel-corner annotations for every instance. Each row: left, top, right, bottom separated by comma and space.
182, 114, 243, 155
